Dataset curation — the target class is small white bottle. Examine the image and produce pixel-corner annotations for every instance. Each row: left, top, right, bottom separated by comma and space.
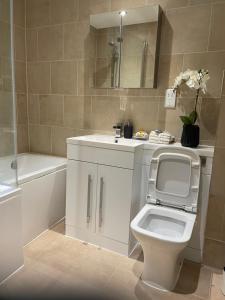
221, 267, 225, 295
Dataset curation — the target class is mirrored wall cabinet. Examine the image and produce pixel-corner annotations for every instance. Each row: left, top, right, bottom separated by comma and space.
90, 5, 162, 89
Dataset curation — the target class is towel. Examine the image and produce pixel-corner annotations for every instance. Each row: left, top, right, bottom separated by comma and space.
149, 130, 175, 144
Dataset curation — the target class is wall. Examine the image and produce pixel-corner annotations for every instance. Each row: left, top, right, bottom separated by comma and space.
13, 0, 225, 268
0, 0, 27, 157
14, 0, 29, 153
204, 83, 225, 268
22, 0, 225, 156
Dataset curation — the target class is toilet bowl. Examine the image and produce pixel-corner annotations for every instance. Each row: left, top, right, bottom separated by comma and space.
131, 204, 196, 291
131, 147, 200, 291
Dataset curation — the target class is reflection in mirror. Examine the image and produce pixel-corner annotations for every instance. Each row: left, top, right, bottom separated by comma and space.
90, 5, 161, 89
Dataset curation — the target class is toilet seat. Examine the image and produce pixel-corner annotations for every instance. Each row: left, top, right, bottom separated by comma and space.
147, 147, 200, 213
131, 204, 196, 244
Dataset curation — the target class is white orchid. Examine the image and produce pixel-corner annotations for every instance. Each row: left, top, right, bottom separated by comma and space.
173, 69, 210, 94
173, 69, 210, 125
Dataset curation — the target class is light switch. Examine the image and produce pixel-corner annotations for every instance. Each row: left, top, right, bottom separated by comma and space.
164, 89, 176, 108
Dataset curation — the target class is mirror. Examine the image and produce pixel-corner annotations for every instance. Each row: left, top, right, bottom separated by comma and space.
90, 5, 162, 89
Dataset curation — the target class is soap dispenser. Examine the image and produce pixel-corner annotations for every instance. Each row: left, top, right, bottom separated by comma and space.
124, 121, 133, 139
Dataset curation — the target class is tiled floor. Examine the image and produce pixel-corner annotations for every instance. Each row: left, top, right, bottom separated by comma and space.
0, 222, 224, 300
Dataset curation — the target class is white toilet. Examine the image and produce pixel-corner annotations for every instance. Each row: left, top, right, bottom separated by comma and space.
131, 146, 200, 291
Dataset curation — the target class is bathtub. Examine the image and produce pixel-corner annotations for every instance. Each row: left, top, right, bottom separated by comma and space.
17, 153, 67, 245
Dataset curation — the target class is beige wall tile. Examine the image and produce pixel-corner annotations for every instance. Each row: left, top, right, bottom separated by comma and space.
90, 96, 124, 130
198, 98, 221, 142
26, 29, 38, 62
27, 62, 51, 93
205, 195, 224, 241
64, 96, 84, 128
0, 91, 13, 125
126, 97, 160, 132
16, 93, 28, 125
0, 129, 14, 156
209, 3, 225, 51
14, 26, 26, 61
111, 0, 146, 10
155, 54, 183, 94
209, 147, 225, 199
27, 0, 50, 28
15, 61, 26, 93
52, 126, 76, 156
51, 61, 77, 94
0, 0, 10, 23
215, 98, 225, 148
13, 0, 25, 27
40, 95, 63, 126
0, 21, 10, 58
38, 25, 63, 61
188, 0, 213, 5
78, 0, 110, 21
29, 124, 52, 154
28, 94, 40, 124
17, 124, 29, 153
64, 22, 95, 60
183, 52, 225, 98
161, 5, 211, 54
147, 0, 188, 10
222, 74, 225, 96
50, 0, 78, 24
203, 238, 225, 269
220, 214, 225, 242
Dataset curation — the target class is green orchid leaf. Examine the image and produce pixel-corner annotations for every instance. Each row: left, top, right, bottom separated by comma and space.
189, 111, 198, 124
180, 116, 193, 125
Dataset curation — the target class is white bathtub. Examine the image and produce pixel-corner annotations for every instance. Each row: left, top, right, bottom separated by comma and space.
17, 153, 67, 245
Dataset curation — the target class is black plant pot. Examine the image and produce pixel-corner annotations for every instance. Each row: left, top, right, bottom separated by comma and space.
181, 124, 200, 148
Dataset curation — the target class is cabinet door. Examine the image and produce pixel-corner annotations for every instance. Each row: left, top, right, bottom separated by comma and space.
96, 165, 133, 243
66, 160, 97, 232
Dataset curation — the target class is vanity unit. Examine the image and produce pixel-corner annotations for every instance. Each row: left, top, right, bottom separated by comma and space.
66, 136, 143, 255
66, 135, 214, 262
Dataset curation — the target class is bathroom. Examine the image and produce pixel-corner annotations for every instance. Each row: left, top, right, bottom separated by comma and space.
0, 0, 225, 299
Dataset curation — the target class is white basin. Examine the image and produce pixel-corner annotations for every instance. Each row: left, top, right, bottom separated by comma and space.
67, 135, 143, 152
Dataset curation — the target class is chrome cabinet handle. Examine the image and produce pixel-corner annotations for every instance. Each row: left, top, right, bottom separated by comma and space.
99, 177, 104, 227
86, 174, 91, 223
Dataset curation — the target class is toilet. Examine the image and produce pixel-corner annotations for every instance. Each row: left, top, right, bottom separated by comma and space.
131, 146, 200, 291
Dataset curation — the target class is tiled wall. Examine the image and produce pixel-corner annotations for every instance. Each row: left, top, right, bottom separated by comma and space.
204, 85, 225, 268
19, 0, 224, 157
14, 0, 29, 153
13, 0, 225, 267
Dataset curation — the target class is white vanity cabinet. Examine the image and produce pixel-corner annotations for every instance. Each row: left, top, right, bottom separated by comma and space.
66, 137, 143, 255
66, 161, 97, 234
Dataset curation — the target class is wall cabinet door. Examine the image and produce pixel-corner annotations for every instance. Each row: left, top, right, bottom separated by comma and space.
96, 165, 133, 244
66, 160, 97, 232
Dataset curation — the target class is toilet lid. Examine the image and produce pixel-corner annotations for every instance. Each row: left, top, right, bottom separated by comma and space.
147, 147, 200, 213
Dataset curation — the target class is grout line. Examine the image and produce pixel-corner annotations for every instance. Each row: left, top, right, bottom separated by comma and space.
207, 3, 213, 52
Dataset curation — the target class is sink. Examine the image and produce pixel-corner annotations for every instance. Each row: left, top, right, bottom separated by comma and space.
67, 135, 143, 152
